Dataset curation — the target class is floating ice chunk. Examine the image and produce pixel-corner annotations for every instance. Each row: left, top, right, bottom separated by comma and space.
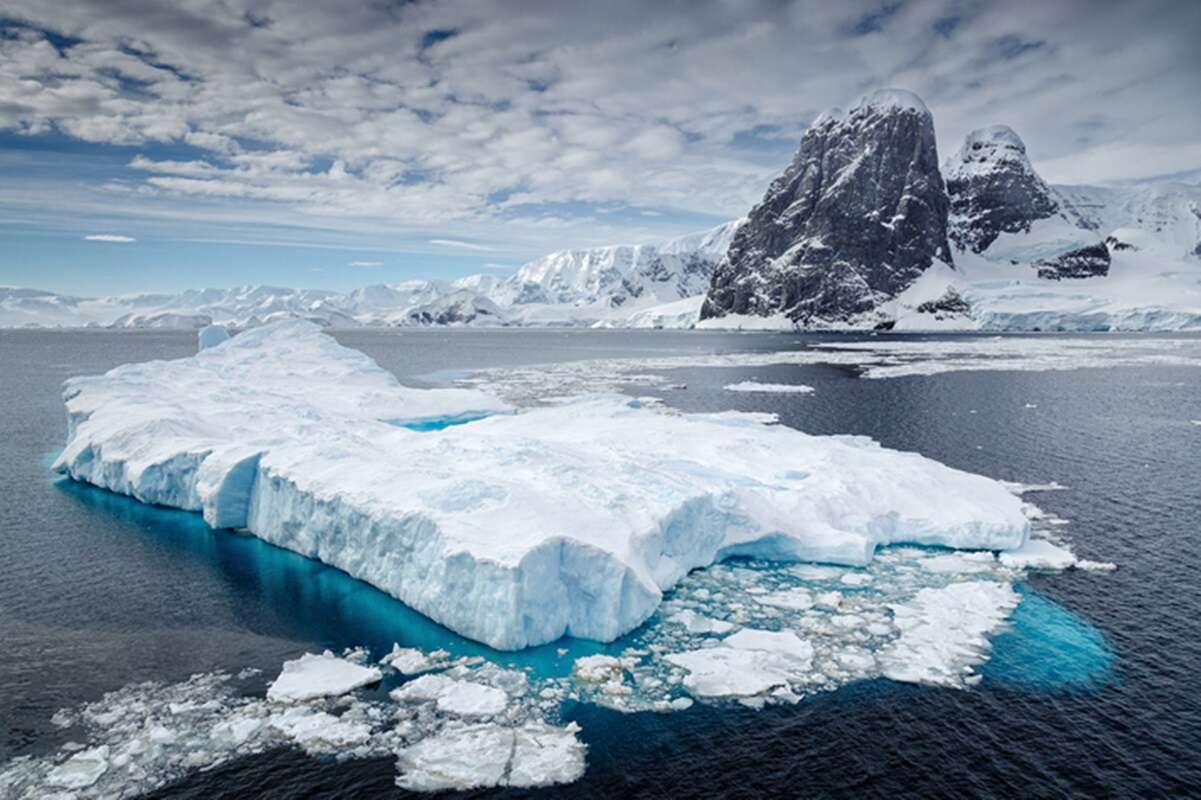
396, 722, 585, 791
382, 644, 450, 675
269, 707, 372, 748
197, 324, 229, 351
267, 651, 382, 702
45, 746, 108, 789
667, 609, 736, 634
998, 539, 1077, 570
723, 381, 815, 394
572, 654, 625, 684
391, 674, 508, 717
665, 627, 814, 697
723, 629, 815, 664
881, 581, 1020, 688
55, 320, 1031, 650
664, 648, 796, 697
756, 588, 815, 610
1076, 560, 1118, 572
840, 573, 873, 586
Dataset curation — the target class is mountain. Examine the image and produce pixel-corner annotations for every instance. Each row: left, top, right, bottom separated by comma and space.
944, 125, 1060, 253
0, 221, 741, 330
699, 89, 1201, 331
701, 89, 952, 328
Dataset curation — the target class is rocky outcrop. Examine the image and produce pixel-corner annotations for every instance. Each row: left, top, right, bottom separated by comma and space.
1034, 243, 1110, 280
945, 126, 1059, 253
700, 89, 952, 326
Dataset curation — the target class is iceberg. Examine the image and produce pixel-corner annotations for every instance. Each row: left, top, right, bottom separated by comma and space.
54, 320, 1030, 650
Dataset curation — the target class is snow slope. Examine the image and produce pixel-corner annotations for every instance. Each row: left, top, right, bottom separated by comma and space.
54, 321, 1030, 650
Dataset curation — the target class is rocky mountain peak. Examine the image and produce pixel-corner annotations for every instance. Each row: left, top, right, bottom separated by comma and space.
945, 125, 1059, 253
700, 88, 951, 326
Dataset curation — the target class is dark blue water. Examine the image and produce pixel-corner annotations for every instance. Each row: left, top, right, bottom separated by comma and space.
2, 328, 1200, 797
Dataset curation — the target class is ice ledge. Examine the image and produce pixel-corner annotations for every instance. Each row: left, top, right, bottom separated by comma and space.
54, 321, 1030, 650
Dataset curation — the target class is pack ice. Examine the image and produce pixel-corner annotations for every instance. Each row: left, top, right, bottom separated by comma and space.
53, 320, 1029, 650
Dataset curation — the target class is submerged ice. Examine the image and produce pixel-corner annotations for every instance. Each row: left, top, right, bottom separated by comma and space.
54, 320, 1032, 650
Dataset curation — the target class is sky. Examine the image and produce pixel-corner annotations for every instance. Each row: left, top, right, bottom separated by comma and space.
2, 0, 1199, 295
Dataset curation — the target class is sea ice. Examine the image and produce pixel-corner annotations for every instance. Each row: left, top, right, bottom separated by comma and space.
881, 581, 1021, 687
54, 320, 1032, 650
723, 381, 815, 394
266, 651, 382, 702
998, 538, 1078, 570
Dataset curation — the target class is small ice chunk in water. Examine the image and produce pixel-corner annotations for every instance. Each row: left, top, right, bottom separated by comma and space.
998, 539, 1077, 570
756, 588, 815, 610
723, 629, 814, 663
920, 552, 997, 574
396, 722, 585, 791
45, 746, 109, 789
667, 609, 736, 634
269, 707, 372, 748
266, 651, 382, 702
382, 644, 450, 675
572, 655, 625, 684
840, 573, 872, 586
391, 674, 508, 717
665, 628, 814, 697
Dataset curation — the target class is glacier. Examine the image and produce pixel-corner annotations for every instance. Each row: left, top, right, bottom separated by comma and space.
53, 319, 1032, 650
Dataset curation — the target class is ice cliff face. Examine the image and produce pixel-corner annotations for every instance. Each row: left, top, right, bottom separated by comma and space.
53, 320, 1030, 650
945, 126, 1060, 253
701, 89, 953, 327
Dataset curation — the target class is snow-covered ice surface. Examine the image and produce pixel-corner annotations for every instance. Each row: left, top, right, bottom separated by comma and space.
266, 651, 382, 702
54, 320, 1032, 651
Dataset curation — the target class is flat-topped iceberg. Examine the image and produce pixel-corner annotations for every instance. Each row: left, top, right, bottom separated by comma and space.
54, 321, 1029, 650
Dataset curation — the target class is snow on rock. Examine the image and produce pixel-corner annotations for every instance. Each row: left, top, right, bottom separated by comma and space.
266, 651, 382, 702
880, 581, 1020, 687
55, 320, 1031, 650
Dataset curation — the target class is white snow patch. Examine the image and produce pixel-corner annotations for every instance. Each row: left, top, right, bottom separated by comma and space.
267, 651, 382, 702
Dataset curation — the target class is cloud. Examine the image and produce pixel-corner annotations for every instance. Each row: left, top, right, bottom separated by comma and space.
84, 233, 136, 242
479, 262, 514, 270
0, 0, 1198, 259
348, 260, 383, 267
429, 238, 493, 251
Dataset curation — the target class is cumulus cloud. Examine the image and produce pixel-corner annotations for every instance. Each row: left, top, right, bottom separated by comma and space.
84, 234, 136, 242
1, 0, 1198, 254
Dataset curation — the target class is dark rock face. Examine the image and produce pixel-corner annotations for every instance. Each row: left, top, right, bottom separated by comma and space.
700, 89, 952, 326
915, 287, 972, 317
945, 126, 1059, 253
1034, 242, 1110, 280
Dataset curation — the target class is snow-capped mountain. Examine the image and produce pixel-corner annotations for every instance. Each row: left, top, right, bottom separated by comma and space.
0, 220, 741, 329
699, 88, 1201, 331
945, 125, 1060, 253
701, 89, 953, 328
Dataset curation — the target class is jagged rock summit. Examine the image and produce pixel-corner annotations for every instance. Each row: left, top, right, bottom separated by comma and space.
701, 88, 953, 327
945, 125, 1060, 253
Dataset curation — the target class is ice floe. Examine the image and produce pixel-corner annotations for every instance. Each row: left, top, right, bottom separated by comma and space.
54, 320, 1032, 650
723, 381, 815, 394
266, 650, 382, 702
